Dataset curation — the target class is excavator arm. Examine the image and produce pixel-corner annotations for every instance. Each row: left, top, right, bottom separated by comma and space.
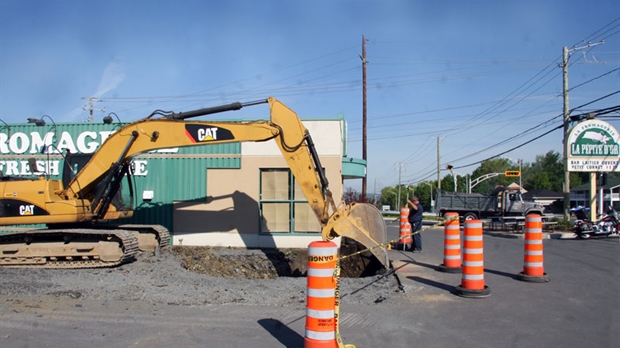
267, 98, 389, 267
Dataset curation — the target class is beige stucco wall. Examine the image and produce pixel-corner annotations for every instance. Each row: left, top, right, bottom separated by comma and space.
172, 120, 345, 248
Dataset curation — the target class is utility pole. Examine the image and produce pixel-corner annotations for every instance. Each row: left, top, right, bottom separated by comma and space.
436, 137, 441, 190
429, 182, 434, 213
436, 137, 441, 215
518, 159, 522, 192
82, 97, 104, 123
561, 41, 603, 221
397, 162, 402, 209
447, 165, 457, 192
562, 46, 570, 221
361, 35, 368, 201
373, 179, 377, 204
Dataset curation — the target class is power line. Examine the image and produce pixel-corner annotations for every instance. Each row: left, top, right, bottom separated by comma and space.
439, 61, 561, 138
452, 125, 563, 170
568, 67, 620, 92
396, 96, 620, 186
370, 20, 620, 190
438, 20, 619, 146
450, 99, 620, 170
570, 90, 620, 113
439, 60, 618, 166
571, 17, 619, 46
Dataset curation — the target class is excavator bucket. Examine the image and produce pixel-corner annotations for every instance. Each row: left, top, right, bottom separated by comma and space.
325, 203, 390, 269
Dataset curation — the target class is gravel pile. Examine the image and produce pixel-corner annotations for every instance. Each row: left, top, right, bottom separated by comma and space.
0, 246, 401, 307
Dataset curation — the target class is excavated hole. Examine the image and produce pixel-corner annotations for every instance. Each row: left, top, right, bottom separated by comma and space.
172, 238, 385, 279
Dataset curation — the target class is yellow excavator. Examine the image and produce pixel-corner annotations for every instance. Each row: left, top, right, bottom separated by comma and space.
0, 97, 389, 269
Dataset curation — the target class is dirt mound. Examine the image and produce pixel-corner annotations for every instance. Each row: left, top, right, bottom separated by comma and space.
173, 246, 307, 279
173, 239, 385, 279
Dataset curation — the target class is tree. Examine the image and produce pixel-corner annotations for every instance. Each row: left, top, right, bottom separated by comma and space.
343, 187, 362, 204
569, 172, 587, 189
529, 171, 552, 190
380, 186, 398, 210
524, 151, 564, 191
470, 158, 517, 193
411, 181, 434, 211
440, 174, 467, 193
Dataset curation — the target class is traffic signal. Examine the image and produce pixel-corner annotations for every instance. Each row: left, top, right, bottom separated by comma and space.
505, 171, 520, 177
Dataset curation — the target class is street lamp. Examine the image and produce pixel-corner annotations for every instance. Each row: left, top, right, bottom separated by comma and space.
27, 114, 56, 129
428, 182, 435, 213
27, 115, 57, 177
103, 112, 123, 129
27, 115, 58, 147
0, 118, 11, 133
447, 164, 457, 192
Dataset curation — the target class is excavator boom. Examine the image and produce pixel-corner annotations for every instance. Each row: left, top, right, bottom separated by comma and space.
267, 98, 389, 267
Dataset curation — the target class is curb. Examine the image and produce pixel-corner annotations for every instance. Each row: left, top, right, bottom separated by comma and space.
483, 231, 577, 240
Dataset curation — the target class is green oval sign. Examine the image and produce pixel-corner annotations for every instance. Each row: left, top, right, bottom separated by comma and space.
567, 119, 619, 172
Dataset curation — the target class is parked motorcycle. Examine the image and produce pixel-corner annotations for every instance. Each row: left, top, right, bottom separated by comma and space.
572, 206, 620, 239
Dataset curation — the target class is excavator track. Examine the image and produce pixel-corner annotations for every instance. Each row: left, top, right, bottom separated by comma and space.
104, 224, 171, 251
0, 229, 139, 269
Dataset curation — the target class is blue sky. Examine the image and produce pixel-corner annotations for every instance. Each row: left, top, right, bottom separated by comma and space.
1, 0, 619, 193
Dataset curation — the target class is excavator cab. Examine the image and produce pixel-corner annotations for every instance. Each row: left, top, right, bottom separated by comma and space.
61, 152, 92, 188
60, 151, 135, 220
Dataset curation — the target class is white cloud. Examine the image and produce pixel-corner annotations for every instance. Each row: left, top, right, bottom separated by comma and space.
94, 57, 126, 98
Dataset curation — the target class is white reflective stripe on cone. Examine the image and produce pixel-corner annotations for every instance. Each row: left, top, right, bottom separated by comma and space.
463, 248, 483, 254
524, 262, 544, 267
524, 250, 543, 255
464, 235, 483, 241
307, 268, 334, 277
307, 288, 335, 298
308, 246, 338, 256
462, 274, 484, 280
462, 260, 484, 267
306, 308, 335, 319
305, 329, 336, 340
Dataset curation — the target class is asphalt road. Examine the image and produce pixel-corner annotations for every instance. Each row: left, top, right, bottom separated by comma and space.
1, 223, 618, 348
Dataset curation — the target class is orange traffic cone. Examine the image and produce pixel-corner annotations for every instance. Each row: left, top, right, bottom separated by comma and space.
305, 241, 338, 348
398, 207, 412, 250
437, 212, 461, 273
399, 222, 412, 250
455, 220, 491, 298
517, 214, 550, 283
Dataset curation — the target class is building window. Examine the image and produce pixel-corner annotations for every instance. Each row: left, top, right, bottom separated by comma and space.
260, 168, 321, 234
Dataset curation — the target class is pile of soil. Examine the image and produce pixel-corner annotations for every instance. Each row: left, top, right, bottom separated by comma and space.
173, 238, 386, 279
174, 246, 307, 279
